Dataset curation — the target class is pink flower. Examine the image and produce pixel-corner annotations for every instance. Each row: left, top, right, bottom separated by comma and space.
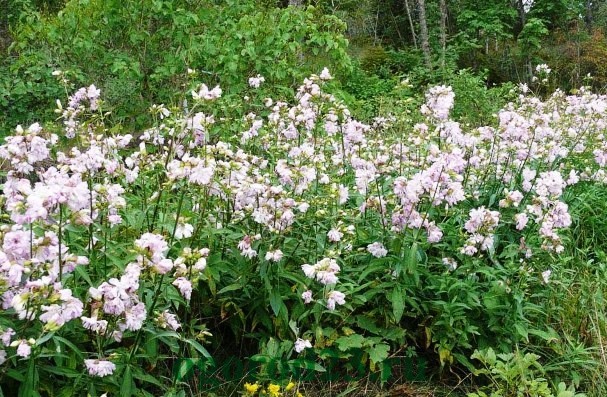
16, 340, 32, 358
81, 316, 108, 334
301, 290, 313, 304
327, 229, 343, 242
84, 359, 116, 377
248, 74, 265, 88
367, 242, 387, 258
153, 258, 174, 275
124, 302, 146, 331
301, 258, 340, 285
319, 67, 332, 80
426, 223, 443, 243
422, 85, 454, 120
192, 84, 222, 100
135, 233, 168, 264
326, 290, 346, 310
515, 213, 529, 230
0, 329, 15, 347
158, 310, 181, 331
173, 277, 192, 301
465, 207, 500, 234
535, 171, 566, 197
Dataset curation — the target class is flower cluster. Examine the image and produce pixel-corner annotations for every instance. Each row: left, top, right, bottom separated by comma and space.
248, 74, 265, 88
462, 207, 501, 255
1, 68, 606, 390
301, 258, 340, 285
60, 84, 101, 138
421, 85, 455, 120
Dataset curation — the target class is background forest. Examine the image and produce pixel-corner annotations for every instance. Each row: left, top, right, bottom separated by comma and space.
3, 0, 607, 131
2, 1, 607, 397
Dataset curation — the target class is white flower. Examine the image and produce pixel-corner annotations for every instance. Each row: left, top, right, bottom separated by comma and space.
301, 290, 313, 304
327, 229, 343, 242
294, 338, 312, 353
319, 68, 332, 80
541, 270, 552, 284
265, 249, 284, 262
367, 242, 387, 258
248, 74, 266, 88
442, 257, 458, 271
84, 359, 116, 377
16, 340, 32, 358
535, 64, 551, 74
174, 222, 194, 239
326, 290, 346, 310
173, 277, 193, 301
192, 84, 222, 101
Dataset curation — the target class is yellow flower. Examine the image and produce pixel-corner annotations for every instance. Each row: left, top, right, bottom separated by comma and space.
285, 382, 296, 392
244, 382, 260, 396
267, 383, 281, 397
296, 393, 304, 397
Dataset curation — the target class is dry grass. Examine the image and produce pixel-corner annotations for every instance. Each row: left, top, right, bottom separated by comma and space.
290, 380, 463, 397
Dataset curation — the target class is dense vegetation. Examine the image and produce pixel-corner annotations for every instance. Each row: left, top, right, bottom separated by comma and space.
1, 1, 607, 397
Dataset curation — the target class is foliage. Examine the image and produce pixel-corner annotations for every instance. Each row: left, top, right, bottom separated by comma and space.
1, 67, 607, 395
468, 348, 585, 397
0, 0, 351, 132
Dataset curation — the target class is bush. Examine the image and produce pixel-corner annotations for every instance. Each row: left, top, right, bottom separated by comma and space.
1, 71, 607, 396
0, 0, 351, 133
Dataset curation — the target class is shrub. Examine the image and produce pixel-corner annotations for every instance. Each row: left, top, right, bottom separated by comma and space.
0, 0, 351, 133
1, 69, 607, 396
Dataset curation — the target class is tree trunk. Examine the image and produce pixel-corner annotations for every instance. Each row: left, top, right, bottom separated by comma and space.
515, 0, 527, 33
585, 0, 593, 32
439, 0, 447, 71
404, 0, 418, 49
418, 0, 432, 69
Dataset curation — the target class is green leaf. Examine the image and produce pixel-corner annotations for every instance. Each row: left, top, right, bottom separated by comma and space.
368, 343, 389, 365
147, 328, 180, 340
120, 365, 134, 397
218, 284, 242, 294
74, 265, 94, 288
39, 365, 80, 378
132, 366, 163, 387
269, 289, 282, 317
485, 348, 497, 365
7, 368, 25, 382
183, 338, 214, 363
528, 328, 559, 343
35, 332, 55, 346
391, 285, 405, 323
288, 358, 326, 372
19, 358, 39, 397
356, 315, 381, 334
52, 336, 83, 360
514, 323, 529, 342
335, 334, 365, 351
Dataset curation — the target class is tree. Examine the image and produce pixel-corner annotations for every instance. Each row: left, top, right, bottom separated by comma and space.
439, 0, 448, 70
418, 0, 432, 68
404, 0, 418, 48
